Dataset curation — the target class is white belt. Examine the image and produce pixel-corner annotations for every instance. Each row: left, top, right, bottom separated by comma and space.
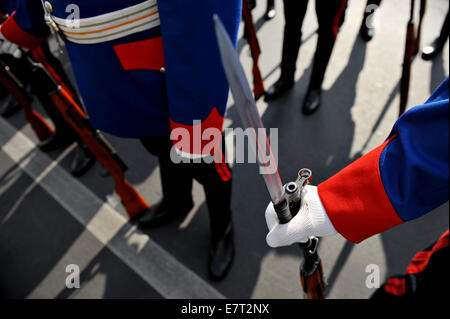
51, 0, 160, 44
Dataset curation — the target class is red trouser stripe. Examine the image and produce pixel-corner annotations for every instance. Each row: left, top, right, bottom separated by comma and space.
333, 0, 348, 38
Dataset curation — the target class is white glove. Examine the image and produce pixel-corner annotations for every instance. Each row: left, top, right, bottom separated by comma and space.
265, 185, 337, 248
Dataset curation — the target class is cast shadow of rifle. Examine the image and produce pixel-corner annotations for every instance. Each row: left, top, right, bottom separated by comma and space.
54, 228, 164, 299
430, 52, 447, 93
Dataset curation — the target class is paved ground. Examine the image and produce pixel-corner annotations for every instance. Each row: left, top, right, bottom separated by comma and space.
0, 0, 448, 299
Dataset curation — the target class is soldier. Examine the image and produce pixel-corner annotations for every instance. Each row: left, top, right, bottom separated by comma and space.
264, 78, 449, 298
264, 0, 348, 116
1, 0, 241, 280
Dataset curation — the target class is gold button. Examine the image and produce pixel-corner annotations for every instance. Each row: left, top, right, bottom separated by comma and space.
160, 67, 166, 74
44, 1, 53, 13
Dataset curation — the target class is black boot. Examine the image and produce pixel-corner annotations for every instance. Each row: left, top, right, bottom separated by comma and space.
137, 200, 193, 228
208, 222, 234, 281
265, 41, 297, 101
264, 0, 276, 20
302, 87, 322, 115
423, 10, 449, 60
38, 131, 74, 152
360, 23, 375, 42
360, 2, 378, 42
265, 7, 303, 102
70, 144, 96, 177
247, 0, 256, 11
422, 37, 447, 61
0, 95, 21, 117
264, 77, 294, 101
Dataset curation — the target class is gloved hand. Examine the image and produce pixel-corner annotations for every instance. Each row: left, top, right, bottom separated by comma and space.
265, 185, 337, 248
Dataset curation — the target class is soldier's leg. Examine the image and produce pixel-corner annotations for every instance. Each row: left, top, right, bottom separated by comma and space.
439, 9, 450, 41
366, 0, 382, 9
16, 43, 81, 152
0, 49, 77, 151
265, 0, 309, 101
310, 0, 347, 92
138, 136, 194, 227
422, 9, 450, 60
0, 93, 21, 117
371, 230, 449, 299
264, 0, 276, 21
35, 41, 82, 138
191, 136, 233, 280
360, 0, 382, 42
32, 91, 78, 150
0, 54, 23, 117
280, 0, 309, 82
302, 0, 347, 115
247, 0, 256, 11
196, 163, 232, 244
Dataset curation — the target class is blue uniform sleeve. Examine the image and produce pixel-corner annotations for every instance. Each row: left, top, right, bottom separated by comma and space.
0, 0, 49, 49
319, 78, 449, 243
14, 0, 49, 37
381, 77, 449, 221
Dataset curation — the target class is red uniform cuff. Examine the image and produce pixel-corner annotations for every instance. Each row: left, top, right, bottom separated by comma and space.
170, 107, 225, 156
1, 13, 47, 49
169, 107, 231, 182
317, 136, 403, 243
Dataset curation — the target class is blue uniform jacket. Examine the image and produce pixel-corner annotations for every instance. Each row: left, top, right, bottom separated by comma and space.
1, 0, 242, 143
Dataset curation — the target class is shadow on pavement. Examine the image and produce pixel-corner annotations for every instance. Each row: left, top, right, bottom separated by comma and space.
430, 52, 447, 93
169, 26, 368, 298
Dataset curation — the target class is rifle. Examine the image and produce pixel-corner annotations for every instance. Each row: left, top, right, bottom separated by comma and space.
242, 0, 265, 100
399, 0, 427, 117
275, 170, 325, 299
28, 47, 150, 219
215, 16, 325, 299
0, 56, 54, 141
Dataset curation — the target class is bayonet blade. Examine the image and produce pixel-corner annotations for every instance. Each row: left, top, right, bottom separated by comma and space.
213, 15, 285, 205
